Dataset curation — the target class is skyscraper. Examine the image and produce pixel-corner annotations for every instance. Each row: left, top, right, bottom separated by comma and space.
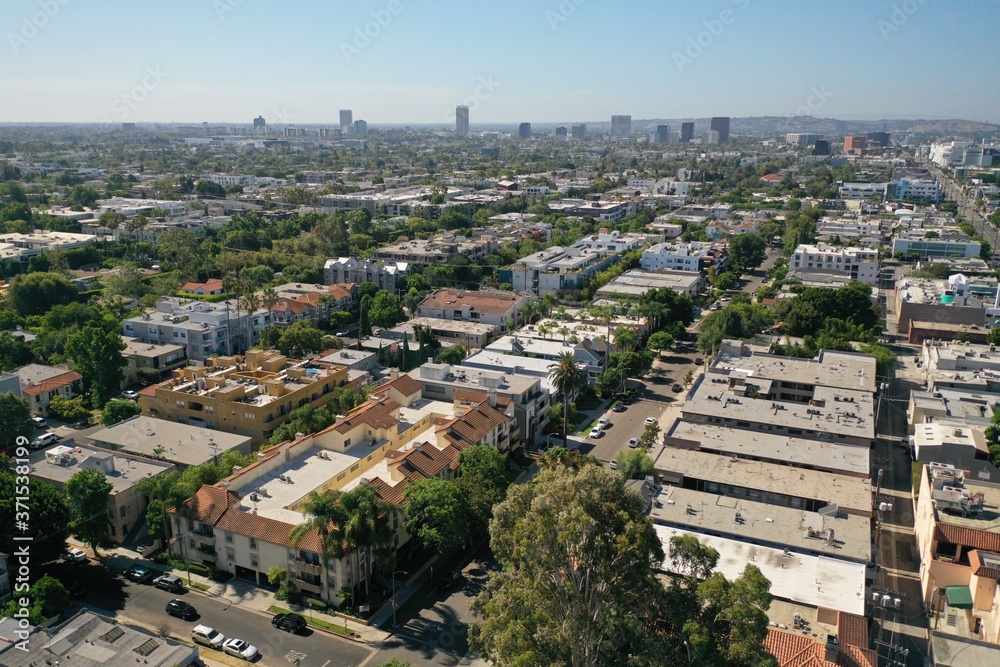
353, 119, 368, 137
710, 117, 730, 143
655, 125, 670, 144
455, 105, 469, 137
518, 123, 532, 139
611, 115, 632, 138
339, 109, 353, 135
680, 122, 694, 142
571, 124, 587, 140
555, 126, 568, 140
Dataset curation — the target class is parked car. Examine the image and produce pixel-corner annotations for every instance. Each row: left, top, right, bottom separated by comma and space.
271, 613, 307, 634
438, 569, 462, 591
672, 383, 683, 393
222, 638, 259, 661
31, 416, 46, 428
191, 625, 226, 649
124, 566, 154, 584
609, 459, 618, 471
644, 417, 657, 426
588, 426, 602, 439
694, 358, 703, 365
120, 390, 139, 401
612, 403, 626, 412
30, 433, 59, 449
165, 599, 197, 620
65, 581, 86, 598
628, 437, 639, 449
64, 548, 87, 563
597, 418, 609, 430
153, 574, 183, 592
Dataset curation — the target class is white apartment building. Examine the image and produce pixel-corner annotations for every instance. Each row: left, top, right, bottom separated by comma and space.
838, 183, 888, 199
575, 231, 647, 253
788, 243, 880, 285
96, 197, 188, 217
323, 257, 409, 291
123, 297, 269, 361
204, 173, 256, 188
640, 241, 723, 273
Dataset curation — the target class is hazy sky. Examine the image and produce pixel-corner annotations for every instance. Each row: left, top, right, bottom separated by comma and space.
2, 0, 998, 125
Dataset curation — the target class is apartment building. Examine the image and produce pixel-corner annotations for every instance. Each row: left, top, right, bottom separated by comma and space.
501, 244, 620, 296
122, 337, 187, 384
89, 415, 252, 468
124, 297, 270, 362
640, 241, 727, 273
167, 375, 513, 603
788, 243, 880, 285
838, 182, 888, 199
28, 442, 175, 544
408, 362, 548, 446
15, 363, 83, 416
268, 283, 357, 327
914, 463, 1000, 645
486, 334, 604, 382
323, 257, 409, 291
0, 231, 97, 263
374, 234, 498, 266
138, 350, 351, 445
416, 288, 530, 333
595, 269, 703, 299
383, 317, 497, 350
889, 178, 942, 203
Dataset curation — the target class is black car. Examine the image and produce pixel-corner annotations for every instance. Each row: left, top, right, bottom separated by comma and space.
438, 569, 462, 591
166, 599, 197, 620
124, 566, 154, 584
65, 581, 85, 599
271, 613, 307, 634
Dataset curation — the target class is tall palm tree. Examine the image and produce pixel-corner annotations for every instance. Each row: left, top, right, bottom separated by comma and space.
612, 326, 637, 353
290, 490, 349, 598
338, 485, 400, 598
539, 293, 558, 318
241, 291, 261, 350
518, 301, 537, 326
590, 304, 617, 367
260, 286, 279, 330
548, 351, 585, 448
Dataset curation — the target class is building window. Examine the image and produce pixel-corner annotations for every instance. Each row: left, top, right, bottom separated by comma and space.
249, 537, 257, 550
189, 538, 196, 549
120, 505, 127, 517
226, 532, 233, 543
227, 548, 235, 561
250, 555, 258, 568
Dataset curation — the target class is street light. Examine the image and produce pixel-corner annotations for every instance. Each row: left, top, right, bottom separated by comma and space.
392, 570, 409, 628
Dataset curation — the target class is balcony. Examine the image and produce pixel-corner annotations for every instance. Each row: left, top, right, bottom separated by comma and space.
294, 577, 323, 595
195, 546, 217, 562
293, 559, 322, 576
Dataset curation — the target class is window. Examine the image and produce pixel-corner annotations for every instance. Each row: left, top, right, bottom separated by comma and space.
249, 537, 257, 550
225, 532, 233, 543
344, 438, 351, 447
189, 538, 196, 548
120, 505, 127, 517
250, 555, 258, 568
227, 548, 234, 561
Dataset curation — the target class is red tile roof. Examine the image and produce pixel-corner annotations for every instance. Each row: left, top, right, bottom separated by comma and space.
273, 298, 311, 314
969, 550, 1000, 580
216, 507, 322, 553
331, 396, 400, 434
176, 486, 241, 524
20, 370, 82, 397
937, 524, 1000, 553
419, 288, 525, 316
764, 629, 834, 667
180, 278, 224, 293
378, 374, 423, 399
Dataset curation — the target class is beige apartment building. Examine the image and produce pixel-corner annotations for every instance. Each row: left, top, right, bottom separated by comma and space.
139, 350, 351, 445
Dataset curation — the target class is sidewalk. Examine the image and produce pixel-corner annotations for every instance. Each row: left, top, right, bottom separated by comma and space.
69, 538, 391, 644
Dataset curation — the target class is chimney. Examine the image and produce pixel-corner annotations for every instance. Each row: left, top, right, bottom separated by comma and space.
824, 635, 839, 664
488, 389, 497, 407
390, 368, 399, 380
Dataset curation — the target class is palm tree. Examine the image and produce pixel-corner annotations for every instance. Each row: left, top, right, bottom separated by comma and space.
590, 304, 617, 367
290, 491, 349, 599
518, 301, 537, 326
241, 291, 261, 349
539, 293, 558, 318
339, 485, 400, 598
612, 326, 637, 353
548, 351, 585, 448
260, 286, 279, 330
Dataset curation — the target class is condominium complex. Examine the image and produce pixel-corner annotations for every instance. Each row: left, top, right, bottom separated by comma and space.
640, 241, 727, 273
501, 243, 620, 295
416, 288, 530, 333
323, 256, 409, 291
788, 243, 880, 285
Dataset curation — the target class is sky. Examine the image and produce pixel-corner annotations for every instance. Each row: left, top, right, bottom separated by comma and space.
1, 0, 998, 126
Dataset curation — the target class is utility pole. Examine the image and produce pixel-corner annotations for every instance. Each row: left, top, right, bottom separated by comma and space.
869, 587, 909, 666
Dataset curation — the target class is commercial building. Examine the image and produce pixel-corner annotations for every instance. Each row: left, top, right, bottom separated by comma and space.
595, 268, 703, 299
416, 288, 530, 333
28, 442, 175, 544
710, 117, 730, 143
123, 297, 269, 362
611, 115, 631, 138
0, 610, 199, 667
518, 123, 531, 139
455, 105, 469, 137
138, 350, 351, 445
889, 177, 942, 203
838, 182, 888, 199
89, 415, 252, 468
786, 133, 824, 147
571, 124, 586, 139
914, 463, 1000, 644
353, 120, 368, 137
324, 257, 409, 291
891, 230, 981, 260
843, 136, 867, 154
788, 243, 880, 285
655, 125, 670, 144
339, 109, 352, 134
15, 363, 83, 416
680, 122, 694, 142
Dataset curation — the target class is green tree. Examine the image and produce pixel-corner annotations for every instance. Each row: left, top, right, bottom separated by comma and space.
714, 271, 738, 291
0, 393, 34, 453
8, 272, 78, 317
47, 395, 90, 421
0, 471, 71, 564
65, 467, 113, 557
469, 464, 665, 667
548, 352, 586, 448
104, 263, 144, 298
455, 445, 510, 533
436, 344, 467, 365
195, 179, 226, 197
639, 422, 660, 449
66, 321, 127, 409
67, 185, 100, 209
277, 320, 325, 358
404, 477, 470, 555
369, 291, 406, 328
0, 575, 70, 624
988, 327, 1000, 346
101, 398, 141, 426
647, 331, 675, 354
728, 233, 768, 271
614, 449, 655, 480
359, 294, 372, 337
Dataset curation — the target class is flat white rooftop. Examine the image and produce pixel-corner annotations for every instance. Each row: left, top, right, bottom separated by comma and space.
655, 524, 867, 615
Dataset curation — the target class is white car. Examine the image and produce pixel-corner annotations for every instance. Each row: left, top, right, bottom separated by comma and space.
64, 547, 87, 563
628, 437, 639, 448
191, 625, 225, 649
644, 417, 657, 427
609, 459, 618, 470
588, 426, 602, 439
31, 416, 46, 428
121, 390, 139, 401
31, 433, 59, 449
597, 418, 609, 430
222, 638, 259, 661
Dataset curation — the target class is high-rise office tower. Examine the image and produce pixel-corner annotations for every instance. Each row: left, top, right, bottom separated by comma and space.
611, 115, 632, 138
456, 105, 469, 137
571, 124, 587, 139
339, 109, 353, 135
518, 122, 532, 139
710, 117, 730, 143
555, 126, 568, 139
353, 119, 368, 137
680, 122, 694, 142
655, 125, 670, 144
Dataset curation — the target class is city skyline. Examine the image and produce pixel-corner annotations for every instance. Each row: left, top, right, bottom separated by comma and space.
1, 0, 999, 125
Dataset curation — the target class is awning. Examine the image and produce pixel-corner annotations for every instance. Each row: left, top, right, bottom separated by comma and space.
945, 586, 973, 609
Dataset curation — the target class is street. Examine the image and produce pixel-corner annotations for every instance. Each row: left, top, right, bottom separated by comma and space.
46, 559, 373, 667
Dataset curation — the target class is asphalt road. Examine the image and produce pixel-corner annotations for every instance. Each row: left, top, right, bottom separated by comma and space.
46, 559, 373, 667
369, 550, 497, 667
